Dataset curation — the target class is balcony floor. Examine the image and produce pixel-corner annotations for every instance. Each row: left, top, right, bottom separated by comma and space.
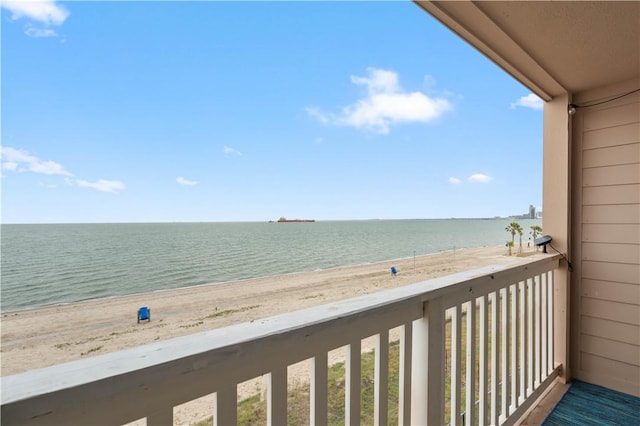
542, 380, 640, 426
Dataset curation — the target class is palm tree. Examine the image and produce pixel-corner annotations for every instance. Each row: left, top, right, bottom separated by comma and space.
515, 223, 524, 253
505, 222, 520, 255
530, 225, 543, 251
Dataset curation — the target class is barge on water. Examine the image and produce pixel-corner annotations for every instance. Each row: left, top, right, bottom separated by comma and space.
277, 217, 315, 223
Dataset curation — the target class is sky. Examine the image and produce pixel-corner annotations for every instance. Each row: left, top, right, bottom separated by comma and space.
1, 1, 544, 224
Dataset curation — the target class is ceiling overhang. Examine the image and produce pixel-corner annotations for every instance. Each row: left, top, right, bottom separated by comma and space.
415, 1, 640, 101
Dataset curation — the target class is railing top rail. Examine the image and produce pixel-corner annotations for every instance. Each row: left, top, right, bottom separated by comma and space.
2, 253, 560, 408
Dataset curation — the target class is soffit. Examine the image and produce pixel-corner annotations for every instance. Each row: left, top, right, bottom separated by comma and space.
415, 1, 640, 100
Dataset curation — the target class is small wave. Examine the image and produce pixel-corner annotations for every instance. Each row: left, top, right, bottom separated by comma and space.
1, 219, 539, 311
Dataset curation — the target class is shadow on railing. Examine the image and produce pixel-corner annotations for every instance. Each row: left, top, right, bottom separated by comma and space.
1, 254, 562, 425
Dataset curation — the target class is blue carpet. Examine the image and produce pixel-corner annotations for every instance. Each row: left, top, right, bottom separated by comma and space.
543, 380, 640, 426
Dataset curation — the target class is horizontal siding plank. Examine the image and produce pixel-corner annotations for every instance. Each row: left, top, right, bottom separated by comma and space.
582, 204, 640, 224
581, 316, 640, 345
583, 143, 639, 168
583, 163, 640, 187
583, 102, 640, 132
581, 334, 640, 366
583, 122, 640, 150
582, 279, 640, 305
582, 243, 640, 264
583, 184, 640, 205
581, 353, 640, 386
582, 297, 640, 325
583, 223, 640, 245
582, 261, 640, 284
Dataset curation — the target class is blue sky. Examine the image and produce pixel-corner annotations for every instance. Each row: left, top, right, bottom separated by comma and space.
1, 1, 543, 224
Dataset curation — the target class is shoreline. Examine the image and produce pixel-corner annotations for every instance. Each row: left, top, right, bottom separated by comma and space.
1, 245, 479, 315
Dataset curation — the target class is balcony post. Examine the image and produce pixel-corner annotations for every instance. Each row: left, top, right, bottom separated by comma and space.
411, 297, 444, 425
543, 93, 571, 382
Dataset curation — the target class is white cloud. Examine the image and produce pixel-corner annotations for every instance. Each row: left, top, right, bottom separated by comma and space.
1, 146, 73, 176
2, 1, 68, 40
307, 67, 453, 135
2, 146, 125, 194
468, 173, 493, 183
448, 177, 462, 185
177, 176, 197, 186
351, 68, 400, 95
2, 0, 69, 26
223, 146, 242, 157
511, 93, 543, 111
76, 179, 125, 193
25, 25, 58, 38
2, 161, 19, 171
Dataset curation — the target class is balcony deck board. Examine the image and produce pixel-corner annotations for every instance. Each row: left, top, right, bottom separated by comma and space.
542, 380, 640, 425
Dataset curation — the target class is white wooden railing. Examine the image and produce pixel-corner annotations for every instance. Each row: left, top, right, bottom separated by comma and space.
1, 254, 562, 425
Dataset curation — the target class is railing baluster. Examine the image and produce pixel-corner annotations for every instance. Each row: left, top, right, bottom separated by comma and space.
399, 322, 413, 426
511, 284, 519, 412
479, 296, 488, 426
548, 271, 554, 374
466, 299, 476, 426
374, 330, 389, 426
519, 281, 526, 403
535, 275, 542, 388
451, 305, 462, 426
346, 340, 361, 426
501, 287, 509, 420
214, 386, 237, 426
490, 292, 499, 426
541, 274, 548, 380
311, 353, 328, 426
268, 367, 287, 426
428, 298, 445, 426
527, 277, 534, 395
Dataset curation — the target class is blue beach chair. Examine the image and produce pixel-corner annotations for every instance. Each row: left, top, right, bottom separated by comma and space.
391, 266, 397, 276
137, 306, 150, 323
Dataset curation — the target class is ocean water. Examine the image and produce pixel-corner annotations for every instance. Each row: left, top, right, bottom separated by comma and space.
0, 219, 541, 312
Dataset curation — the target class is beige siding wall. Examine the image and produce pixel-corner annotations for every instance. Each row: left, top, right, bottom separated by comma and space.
570, 80, 640, 396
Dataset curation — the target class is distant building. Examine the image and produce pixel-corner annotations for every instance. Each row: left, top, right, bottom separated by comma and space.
509, 204, 539, 220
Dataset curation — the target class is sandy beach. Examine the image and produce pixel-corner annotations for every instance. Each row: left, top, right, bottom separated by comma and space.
1, 244, 530, 424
